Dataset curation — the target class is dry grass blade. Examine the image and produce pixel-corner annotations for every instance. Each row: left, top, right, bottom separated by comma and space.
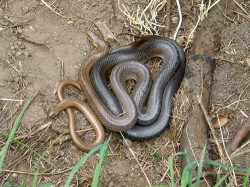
120, 133, 152, 186
40, 0, 71, 19
14, 121, 52, 140
0, 98, 24, 102
185, 0, 221, 50
233, 0, 249, 16
197, 95, 225, 161
0, 91, 38, 173
173, 0, 182, 40
118, 0, 166, 35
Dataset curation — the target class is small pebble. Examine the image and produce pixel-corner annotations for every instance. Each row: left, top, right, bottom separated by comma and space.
171, 16, 179, 24
17, 41, 22, 46
67, 21, 74, 24
3, 15, 8, 20
23, 51, 31, 57
20, 44, 25, 49
117, 15, 123, 20
71, 144, 78, 151
9, 19, 15, 25
16, 27, 23, 34
0, 82, 6, 87
15, 103, 21, 108
22, 6, 29, 14
16, 51, 22, 56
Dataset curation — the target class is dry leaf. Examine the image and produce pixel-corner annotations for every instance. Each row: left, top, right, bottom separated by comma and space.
212, 115, 229, 128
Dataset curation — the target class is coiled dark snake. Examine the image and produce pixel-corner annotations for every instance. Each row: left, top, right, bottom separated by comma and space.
90, 34, 185, 140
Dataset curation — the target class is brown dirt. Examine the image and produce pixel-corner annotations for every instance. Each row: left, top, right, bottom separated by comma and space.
0, 0, 249, 186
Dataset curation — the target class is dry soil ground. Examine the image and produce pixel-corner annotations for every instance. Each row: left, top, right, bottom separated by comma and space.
0, 0, 249, 186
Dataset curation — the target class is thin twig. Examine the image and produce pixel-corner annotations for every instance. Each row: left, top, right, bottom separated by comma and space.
231, 10, 250, 21
216, 113, 238, 186
22, 36, 50, 49
232, 0, 249, 16
230, 148, 250, 160
14, 121, 52, 140
197, 95, 226, 160
192, 170, 247, 182
230, 139, 250, 157
8, 18, 34, 28
60, 59, 64, 81
3, 168, 72, 176
0, 98, 24, 102
6, 60, 21, 74
40, 0, 71, 19
228, 117, 250, 153
217, 4, 237, 23
185, 0, 221, 50
173, 0, 182, 40
120, 132, 152, 187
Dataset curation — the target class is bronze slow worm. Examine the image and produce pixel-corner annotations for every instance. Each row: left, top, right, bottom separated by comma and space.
50, 80, 105, 152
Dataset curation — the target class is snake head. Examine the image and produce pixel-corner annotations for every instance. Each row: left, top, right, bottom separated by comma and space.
86, 31, 99, 48
86, 31, 109, 52
49, 103, 63, 117
49, 109, 59, 117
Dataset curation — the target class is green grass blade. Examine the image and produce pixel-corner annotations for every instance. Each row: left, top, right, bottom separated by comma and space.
167, 155, 175, 187
213, 172, 231, 187
0, 96, 32, 174
31, 173, 39, 187
2, 180, 26, 187
180, 160, 196, 187
30, 132, 69, 187
0, 132, 53, 167
180, 164, 191, 187
204, 160, 247, 172
91, 139, 109, 187
64, 140, 109, 187
39, 183, 53, 187
176, 149, 190, 164
195, 143, 207, 187
243, 165, 250, 187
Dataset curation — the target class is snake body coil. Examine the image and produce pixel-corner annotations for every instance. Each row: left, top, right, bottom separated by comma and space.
50, 80, 105, 151
90, 36, 185, 139
91, 36, 182, 126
